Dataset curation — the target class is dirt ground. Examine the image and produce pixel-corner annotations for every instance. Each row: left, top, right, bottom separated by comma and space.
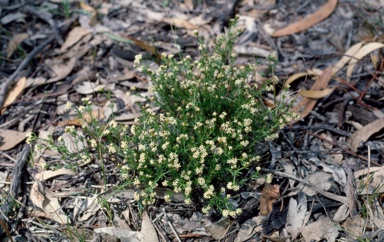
1, 0, 384, 241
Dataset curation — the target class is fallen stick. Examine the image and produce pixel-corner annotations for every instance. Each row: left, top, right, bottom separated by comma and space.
263, 168, 349, 205
0, 144, 30, 238
0, 36, 55, 110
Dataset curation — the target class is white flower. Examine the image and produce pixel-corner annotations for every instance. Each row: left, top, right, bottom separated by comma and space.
81, 97, 91, 104
269, 51, 277, 62
133, 192, 140, 201
243, 118, 252, 126
25, 132, 35, 144
164, 194, 171, 203
108, 145, 116, 154
65, 126, 75, 134
64, 101, 72, 110
109, 120, 118, 128
198, 177, 205, 186
134, 54, 142, 66
95, 85, 104, 92
78, 106, 86, 112
161, 142, 169, 150
90, 139, 97, 148
130, 125, 136, 135
133, 178, 140, 186
222, 209, 229, 217
271, 76, 279, 84
236, 208, 242, 215
202, 206, 211, 214
240, 140, 249, 147
235, 79, 243, 86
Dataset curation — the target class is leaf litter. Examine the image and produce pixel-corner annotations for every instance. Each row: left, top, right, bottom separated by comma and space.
0, 0, 384, 241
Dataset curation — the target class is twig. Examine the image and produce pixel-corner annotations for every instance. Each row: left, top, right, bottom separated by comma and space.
0, 36, 55, 110
362, 145, 371, 235
151, 210, 167, 242
263, 168, 349, 205
23, 6, 63, 45
0, 144, 30, 238
162, 208, 181, 242
285, 123, 351, 137
307, 131, 379, 166
9, 145, 30, 206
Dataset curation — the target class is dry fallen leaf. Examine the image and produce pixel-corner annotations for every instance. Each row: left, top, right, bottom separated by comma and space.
114, 112, 143, 121
58, 107, 105, 127
30, 168, 76, 224
163, 17, 199, 30
301, 172, 332, 196
62, 34, 94, 59
122, 35, 159, 59
1, 76, 26, 114
342, 215, 365, 240
205, 218, 231, 240
286, 192, 307, 239
144, 9, 200, 31
346, 42, 384, 81
300, 217, 338, 242
298, 88, 335, 99
0, 171, 7, 189
74, 81, 98, 94
234, 216, 263, 242
291, 66, 333, 121
284, 68, 323, 88
354, 167, 384, 195
332, 42, 364, 75
94, 227, 141, 241
349, 118, 384, 152
60, 26, 91, 52
333, 204, 350, 222
241, 0, 276, 19
61, 131, 86, 154
141, 211, 159, 242
77, 195, 101, 221
0, 128, 31, 151
260, 184, 280, 216
367, 200, 384, 229
47, 58, 77, 83
6, 33, 28, 58
271, 0, 338, 37
80, 2, 97, 26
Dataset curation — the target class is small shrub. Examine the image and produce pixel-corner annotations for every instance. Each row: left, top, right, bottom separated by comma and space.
120, 17, 297, 216
27, 17, 297, 217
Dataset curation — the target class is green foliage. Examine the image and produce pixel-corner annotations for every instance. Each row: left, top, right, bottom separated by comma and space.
28, 17, 297, 218
120, 18, 297, 216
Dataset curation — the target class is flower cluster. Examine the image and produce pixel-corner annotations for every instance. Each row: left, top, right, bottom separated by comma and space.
28, 17, 296, 218
118, 17, 297, 216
